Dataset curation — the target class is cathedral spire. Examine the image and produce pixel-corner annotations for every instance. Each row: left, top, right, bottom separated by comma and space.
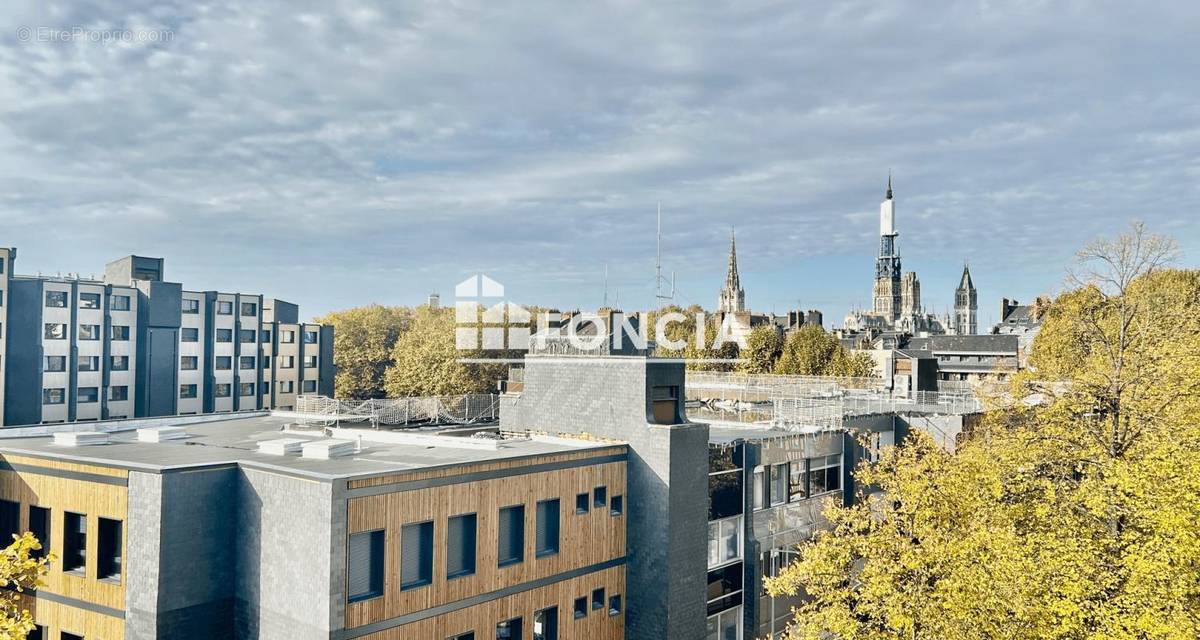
718, 227, 745, 313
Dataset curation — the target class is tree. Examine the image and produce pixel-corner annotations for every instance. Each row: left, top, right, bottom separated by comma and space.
739, 325, 783, 374
383, 306, 510, 397
767, 223, 1200, 640
316, 305, 411, 399
2, 533, 52, 639
775, 324, 857, 376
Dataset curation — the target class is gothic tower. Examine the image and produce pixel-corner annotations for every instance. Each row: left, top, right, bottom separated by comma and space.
900, 271, 921, 320
872, 176, 902, 322
718, 228, 745, 313
954, 264, 978, 335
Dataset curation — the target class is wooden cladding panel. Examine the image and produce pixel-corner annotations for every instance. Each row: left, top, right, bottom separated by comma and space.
345, 460, 626, 629
347, 445, 626, 490
15, 594, 125, 640
358, 565, 624, 640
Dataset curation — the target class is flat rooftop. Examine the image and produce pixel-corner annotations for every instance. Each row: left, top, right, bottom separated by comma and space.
0, 413, 618, 482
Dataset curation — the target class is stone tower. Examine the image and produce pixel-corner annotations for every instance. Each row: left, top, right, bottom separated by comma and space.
872, 176, 902, 322
954, 264, 978, 335
900, 271, 921, 320
718, 228, 745, 313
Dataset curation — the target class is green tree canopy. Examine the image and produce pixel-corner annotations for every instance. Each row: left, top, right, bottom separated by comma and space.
316, 304, 411, 399
774, 323, 873, 376
383, 306, 510, 397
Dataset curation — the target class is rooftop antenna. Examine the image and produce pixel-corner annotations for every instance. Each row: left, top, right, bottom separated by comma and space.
655, 202, 676, 302
603, 263, 609, 308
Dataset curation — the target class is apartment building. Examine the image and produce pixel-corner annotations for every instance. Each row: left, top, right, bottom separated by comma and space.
0, 412, 626, 639
0, 249, 333, 427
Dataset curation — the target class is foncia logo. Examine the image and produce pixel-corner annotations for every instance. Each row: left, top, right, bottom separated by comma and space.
455, 275, 530, 357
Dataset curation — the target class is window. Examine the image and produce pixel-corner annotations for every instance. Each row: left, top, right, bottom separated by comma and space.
709, 461, 744, 521
533, 606, 558, 640
182, 298, 200, 314
240, 356, 256, 370
592, 587, 605, 611
215, 383, 231, 398
62, 633, 84, 640
608, 594, 622, 616
261, 356, 271, 369
575, 493, 589, 514
752, 468, 764, 510
611, 495, 623, 516
79, 324, 101, 340
447, 513, 477, 579
770, 463, 787, 507
111, 295, 130, 311
110, 355, 129, 371
110, 386, 128, 401
239, 382, 255, 396
705, 604, 742, 640
449, 634, 475, 640
807, 455, 842, 496
261, 329, 272, 343
593, 486, 607, 509
280, 355, 295, 369
260, 381, 270, 395
347, 529, 384, 602
215, 356, 232, 370
0, 500, 18, 543
216, 328, 233, 342
239, 329, 256, 343
79, 293, 101, 309
45, 356, 66, 372
278, 381, 294, 394
180, 356, 198, 370
281, 330, 295, 344
217, 300, 233, 315
497, 505, 524, 567
43, 323, 66, 340
573, 597, 587, 619
180, 384, 197, 399
535, 499, 559, 557
304, 329, 319, 344
63, 512, 86, 572
789, 462, 806, 502
29, 506, 50, 558
181, 327, 199, 342
707, 562, 743, 617
77, 386, 98, 403
42, 388, 65, 405
496, 618, 522, 640
45, 291, 67, 308
28, 626, 45, 640
650, 384, 680, 423
241, 302, 257, 316
98, 518, 122, 580
400, 521, 434, 590
304, 355, 317, 368
708, 515, 742, 569
111, 325, 130, 341
302, 380, 317, 393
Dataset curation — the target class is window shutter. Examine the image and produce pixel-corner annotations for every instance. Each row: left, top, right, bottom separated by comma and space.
348, 531, 379, 599
401, 522, 432, 588
447, 514, 477, 578
536, 500, 559, 555
498, 505, 524, 565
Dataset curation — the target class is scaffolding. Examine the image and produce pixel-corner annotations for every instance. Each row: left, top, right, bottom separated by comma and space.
291, 394, 499, 428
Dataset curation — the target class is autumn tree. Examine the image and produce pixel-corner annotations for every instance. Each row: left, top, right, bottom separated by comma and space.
773, 324, 871, 376
2, 533, 52, 639
767, 223, 1200, 640
316, 304, 411, 399
739, 325, 783, 374
383, 306, 510, 397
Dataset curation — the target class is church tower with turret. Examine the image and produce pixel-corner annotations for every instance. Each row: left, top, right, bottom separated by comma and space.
718, 229, 745, 314
953, 264, 978, 335
872, 176, 902, 322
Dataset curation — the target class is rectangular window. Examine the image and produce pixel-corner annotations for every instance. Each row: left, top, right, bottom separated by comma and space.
808, 455, 842, 496
447, 513, 477, 579
181, 356, 198, 370
789, 462, 807, 502
261, 329, 272, 343
496, 618, 522, 640
281, 330, 295, 344
43, 323, 67, 340
535, 499, 559, 557
400, 521, 434, 590
611, 495, 624, 516
753, 469, 764, 510
29, 506, 50, 558
593, 486, 607, 509
575, 493, 589, 514
182, 298, 200, 314
770, 464, 787, 506
240, 356, 256, 370
239, 329, 256, 343
278, 381, 294, 394
239, 382, 255, 396
79, 293, 101, 309
110, 325, 130, 341
650, 384, 679, 423
280, 356, 295, 369
62, 632, 83, 640
78, 324, 100, 340
260, 381, 270, 395
592, 587, 605, 611
304, 329, 319, 344
347, 529, 384, 602
110, 386, 129, 401
215, 356, 231, 370
304, 355, 317, 368
261, 356, 271, 369
533, 606, 558, 640
217, 300, 233, 315
573, 597, 587, 619
63, 512, 86, 572
42, 388, 65, 405
608, 594, 622, 616
98, 518, 122, 580
179, 384, 197, 399
709, 468, 744, 521
215, 383, 231, 398
241, 302, 257, 316
708, 515, 743, 569
45, 291, 68, 308
181, 327, 199, 342
497, 504, 524, 567
111, 294, 130, 311
302, 380, 317, 393
0, 500, 18, 543
77, 387, 98, 403
110, 355, 129, 371
216, 328, 233, 342
45, 356, 67, 372
450, 634, 475, 640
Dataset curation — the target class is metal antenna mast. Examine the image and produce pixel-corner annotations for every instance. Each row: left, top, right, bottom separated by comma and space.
655, 202, 676, 301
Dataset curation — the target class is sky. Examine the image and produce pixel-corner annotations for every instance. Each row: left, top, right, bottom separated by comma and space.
1, 1, 1197, 328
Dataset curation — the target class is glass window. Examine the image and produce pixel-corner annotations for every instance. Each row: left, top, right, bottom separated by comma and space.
302, 380, 317, 393
496, 618, 522, 640
447, 513, 477, 579
533, 606, 558, 640
708, 469, 743, 521
182, 298, 200, 314
280, 356, 295, 369
608, 594, 622, 616
592, 587, 605, 611
43, 323, 67, 340
575, 493, 589, 514
0, 500, 18, 543
808, 455, 842, 496
98, 518, 122, 580
281, 330, 295, 344
573, 596, 587, 619
536, 499, 559, 557
400, 520, 434, 590
44, 356, 66, 372
42, 388, 65, 405
78, 324, 101, 340
111, 294, 131, 311
789, 462, 807, 502
650, 384, 680, 424
45, 291, 68, 308
304, 355, 317, 368
181, 356, 198, 370
63, 512, 86, 572
240, 356, 256, 370
770, 463, 787, 506
241, 302, 257, 316
79, 293, 101, 309
497, 505, 524, 567
215, 356, 231, 370
752, 468, 765, 511
111, 325, 130, 341
705, 604, 742, 640
261, 329, 272, 343
450, 634, 475, 640
216, 329, 233, 342
181, 327, 199, 342
707, 515, 742, 569
110, 386, 128, 401
593, 486, 607, 509
611, 495, 623, 516
75, 385, 97, 403
179, 384, 197, 399
239, 382, 255, 396
239, 329, 256, 343
304, 329, 319, 344
217, 300, 233, 315
110, 355, 129, 371
29, 506, 50, 558
215, 384, 232, 398
347, 529, 384, 602
279, 381, 294, 394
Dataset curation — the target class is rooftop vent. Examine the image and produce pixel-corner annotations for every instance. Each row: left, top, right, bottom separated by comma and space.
53, 431, 109, 446
137, 426, 189, 443
258, 438, 306, 456
301, 439, 356, 460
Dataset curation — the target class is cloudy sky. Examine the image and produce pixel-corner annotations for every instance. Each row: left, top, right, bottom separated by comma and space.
2, 1, 1197, 327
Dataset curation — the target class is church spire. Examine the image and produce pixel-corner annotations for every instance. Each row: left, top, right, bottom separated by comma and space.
718, 227, 745, 313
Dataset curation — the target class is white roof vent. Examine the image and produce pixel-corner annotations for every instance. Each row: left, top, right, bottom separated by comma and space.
258, 438, 306, 456
137, 427, 189, 443
53, 431, 109, 446
301, 439, 356, 459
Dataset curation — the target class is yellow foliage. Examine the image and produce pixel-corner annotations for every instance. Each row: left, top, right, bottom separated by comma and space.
1, 533, 52, 640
